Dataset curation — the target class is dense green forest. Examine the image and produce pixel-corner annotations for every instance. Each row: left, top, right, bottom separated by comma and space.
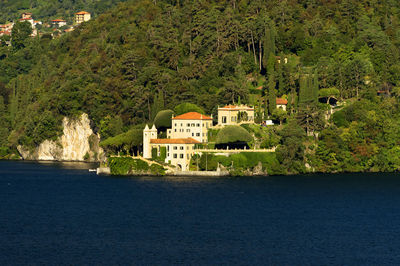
0, 0, 127, 23
2, 0, 400, 174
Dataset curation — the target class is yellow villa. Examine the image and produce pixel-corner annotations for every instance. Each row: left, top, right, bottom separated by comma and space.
75, 11, 91, 24
167, 112, 213, 143
217, 104, 255, 126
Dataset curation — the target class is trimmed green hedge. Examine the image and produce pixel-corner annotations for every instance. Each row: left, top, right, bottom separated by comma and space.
109, 157, 165, 176
160, 146, 167, 161
154, 110, 174, 129
151, 148, 157, 159
216, 125, 253, 144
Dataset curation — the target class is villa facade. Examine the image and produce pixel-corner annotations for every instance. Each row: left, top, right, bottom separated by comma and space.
217, 104, 255, 126
143, 124, 200, 171
167, 112, 212, 143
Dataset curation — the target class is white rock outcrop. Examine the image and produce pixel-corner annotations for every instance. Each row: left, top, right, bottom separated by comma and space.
18, 113, 104, 162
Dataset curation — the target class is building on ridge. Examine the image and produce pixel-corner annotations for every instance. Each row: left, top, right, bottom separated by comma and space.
75, 11, 91, 24
276, 98, 288, 111
22, 13, 32, 20
51, 19, 67, 27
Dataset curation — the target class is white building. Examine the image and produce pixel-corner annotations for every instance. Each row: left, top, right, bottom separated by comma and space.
143, 124, 200, 171
51, 19, 67, 27
167, 112, 213, 143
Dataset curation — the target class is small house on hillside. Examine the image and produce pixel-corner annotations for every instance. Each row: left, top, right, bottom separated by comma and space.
217, 104, 255, 126
51, 19, 67, 27
276, 98, 288, 111
75, 11, 91, 24
22, 12, 32, 20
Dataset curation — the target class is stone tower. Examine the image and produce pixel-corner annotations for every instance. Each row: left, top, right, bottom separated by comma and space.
143, 124, 157, 158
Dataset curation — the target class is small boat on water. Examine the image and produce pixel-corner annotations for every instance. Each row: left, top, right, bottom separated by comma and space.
88, 169, 97, 172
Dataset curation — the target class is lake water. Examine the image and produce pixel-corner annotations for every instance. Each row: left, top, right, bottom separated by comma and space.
1, 161, 400, 265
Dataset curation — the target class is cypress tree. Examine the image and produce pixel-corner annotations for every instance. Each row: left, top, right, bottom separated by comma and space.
264, 87, 269, 119
0, 96, 9, 146
268, 75, 276, 115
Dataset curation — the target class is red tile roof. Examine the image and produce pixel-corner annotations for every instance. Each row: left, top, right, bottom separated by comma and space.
52, 19, 66, 22
76, 11, 90, 15
276, 98, 288, 105
219, 105, 254, 111
150, 138, 200, 144
172, 112, 212, 120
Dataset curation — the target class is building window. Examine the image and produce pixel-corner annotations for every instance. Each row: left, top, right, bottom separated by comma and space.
180, 146, 184, 150
167, 146, 170, 151
180, 154, 184, 158
174, 123, 177, 127
197, 123, 200, 127
181, 123, 183, 126
174, 129, 177, 132
187, 154, 189, 159
173, 146, 177, 150
192, 133, 194, 136
222, 116, 227, 123
187, 123, 190, 127
187, 129, 190, 132
192, 123, 195, 127
167, 153, 170, 157
196, 133, 200, 136
231, 116, 235, 122
173, 154, 177, 158
202, 133, 205, 136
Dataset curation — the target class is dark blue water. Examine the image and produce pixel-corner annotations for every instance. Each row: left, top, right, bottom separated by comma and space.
2, 161, 400, 265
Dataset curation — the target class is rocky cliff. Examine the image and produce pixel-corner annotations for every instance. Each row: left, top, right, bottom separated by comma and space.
18, 113, 104, 162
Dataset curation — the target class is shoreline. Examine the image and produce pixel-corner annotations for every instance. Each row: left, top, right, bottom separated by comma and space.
3, 159, 400, 177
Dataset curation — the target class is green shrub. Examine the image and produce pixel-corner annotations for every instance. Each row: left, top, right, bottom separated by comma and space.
154, 110, 174, 130
216, 125, 253, 144
151, 148, 157, 159
160, 146, 167, 161
150, 164, 166, 175
332, 110, 348, 127
109, 157, 151, 175
207, 129, 220, 142
0, 147, 10, 158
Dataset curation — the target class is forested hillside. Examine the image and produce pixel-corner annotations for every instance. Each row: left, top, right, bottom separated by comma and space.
2, 0, 400, 173
0, 0, 127, 23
